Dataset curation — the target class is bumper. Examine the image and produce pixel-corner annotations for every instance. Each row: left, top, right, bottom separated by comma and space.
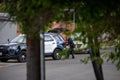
0, 49, 18, 59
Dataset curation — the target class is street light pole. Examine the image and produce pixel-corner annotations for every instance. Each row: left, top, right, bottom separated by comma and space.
70, 9, 75, 23
40, 29, 45, 80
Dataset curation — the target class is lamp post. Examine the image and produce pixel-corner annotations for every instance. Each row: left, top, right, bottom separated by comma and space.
64, 8, 76, 31
69, 9, 75, 24
40, 28, 45, 80
64, 8, 75, 23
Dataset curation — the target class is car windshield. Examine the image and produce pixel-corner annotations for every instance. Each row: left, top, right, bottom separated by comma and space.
11, 35, 26, 43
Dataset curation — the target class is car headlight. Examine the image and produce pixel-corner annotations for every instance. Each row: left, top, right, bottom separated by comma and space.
9, 45, 18, 50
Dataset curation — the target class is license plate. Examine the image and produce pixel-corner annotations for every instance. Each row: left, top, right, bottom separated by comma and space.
0, 52, 2, 56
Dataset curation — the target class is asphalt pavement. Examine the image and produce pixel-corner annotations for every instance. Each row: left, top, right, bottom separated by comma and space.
0, 54, 120, 80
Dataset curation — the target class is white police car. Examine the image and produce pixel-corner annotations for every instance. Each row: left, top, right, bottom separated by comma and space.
0, 33, 66, 62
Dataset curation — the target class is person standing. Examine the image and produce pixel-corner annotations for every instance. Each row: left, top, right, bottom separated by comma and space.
67, 37, 75, 59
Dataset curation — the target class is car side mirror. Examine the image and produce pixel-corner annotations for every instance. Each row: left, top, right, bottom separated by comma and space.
7, 39, 10, 43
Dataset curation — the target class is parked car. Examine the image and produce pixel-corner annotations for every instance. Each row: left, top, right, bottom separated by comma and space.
73, 40, 88, 53
71, 33, 89, 54
0, 33, 66, 62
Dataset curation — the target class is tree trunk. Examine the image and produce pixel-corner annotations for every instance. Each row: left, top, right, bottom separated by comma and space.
92, 59, 104, 80
89, 48, 104, 80
26, 36, 40, 80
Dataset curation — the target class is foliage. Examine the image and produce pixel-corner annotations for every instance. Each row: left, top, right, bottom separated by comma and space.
0, 1, 78, 80
1, 0, 120, 80
59, 48, 70, 60
72, 1, 120, 70
0, 1, 5, 11
3, 0, 54, 36
103, 36, 120, 70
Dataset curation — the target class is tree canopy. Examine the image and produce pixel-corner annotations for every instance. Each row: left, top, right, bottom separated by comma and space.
1, 0, 120, 80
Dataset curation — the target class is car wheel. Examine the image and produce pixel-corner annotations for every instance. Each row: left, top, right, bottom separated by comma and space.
52, 49, 61, 60
17, 51, 26, 62
0, 59, 8, 62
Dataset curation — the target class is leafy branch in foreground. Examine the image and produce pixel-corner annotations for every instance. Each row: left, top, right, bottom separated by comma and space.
102, 38, 120, 70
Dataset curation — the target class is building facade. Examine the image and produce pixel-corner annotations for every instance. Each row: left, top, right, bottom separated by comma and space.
0, 13, 17, 44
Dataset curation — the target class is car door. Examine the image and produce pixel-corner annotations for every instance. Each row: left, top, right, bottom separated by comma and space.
44, 35, 56, 53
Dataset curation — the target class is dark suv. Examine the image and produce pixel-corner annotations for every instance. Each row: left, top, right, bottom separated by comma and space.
0, 34, 27, 62
0, 33, 66, 62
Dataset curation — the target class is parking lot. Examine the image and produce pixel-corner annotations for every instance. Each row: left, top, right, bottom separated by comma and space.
0, 54, 120, 80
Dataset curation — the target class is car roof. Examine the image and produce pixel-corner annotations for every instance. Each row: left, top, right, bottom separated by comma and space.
45, 32, 59, 35
19, 33, 61, 38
